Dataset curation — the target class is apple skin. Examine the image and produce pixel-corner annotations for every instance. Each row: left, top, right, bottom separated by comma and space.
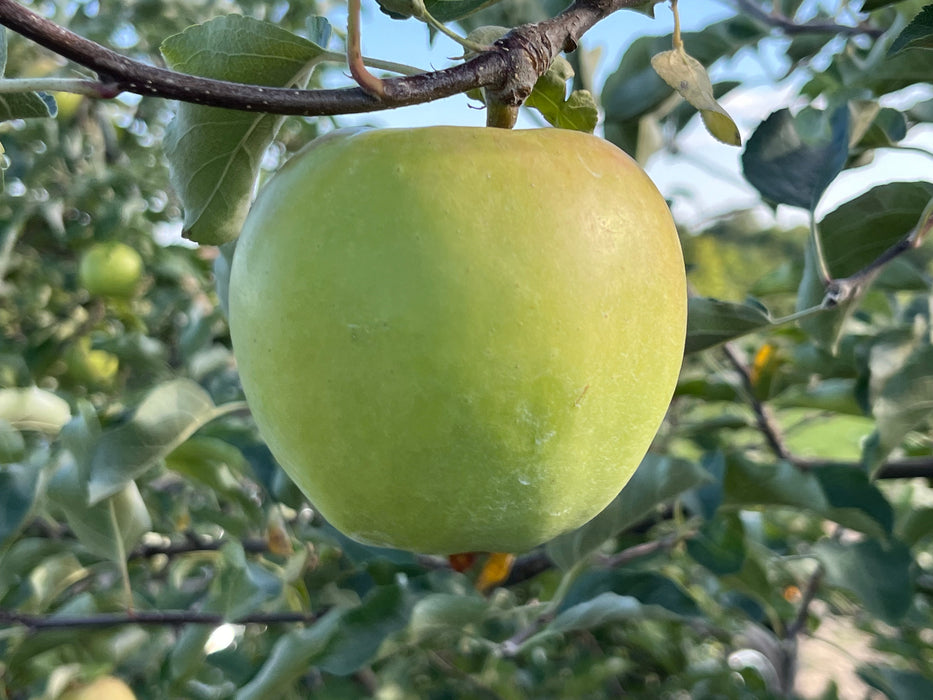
229, 127, 686, 555
78, 241, 143, 298
60, 676, 136, 700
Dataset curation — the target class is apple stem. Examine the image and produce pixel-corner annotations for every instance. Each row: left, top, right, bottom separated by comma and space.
484, 95, 519, 128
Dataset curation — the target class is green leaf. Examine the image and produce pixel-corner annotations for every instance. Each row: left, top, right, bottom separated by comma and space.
812, 538, 913, 624
0, 459, 43, 547
889, 4, 933, 54
524, 57, 598, 133
686, 511, 746, 575
161, 15, 329, 245
860, 666, 933, 699
407, 593, 489, 641
560, 570, 700, 616
720, 457, 891, 537
0, 419, 25, 463
863, 338, 933, 473
237, 584, 411, 699
820, 181, 933, 277
685, 297, 775, 353
378, 0, 502, 21
0, 92, 55, 122
772, 378, 863, 415
212, 542, 283, 620
548, 592, 681, 634
812, 465, 893, 539
547, 454, 712, 569
0, 387, 71, 435
650, 48, 740, 145
742, 106, 849, 210
47, 456, 152, 561
86, 379, 237, 504
0, 30, 53, 122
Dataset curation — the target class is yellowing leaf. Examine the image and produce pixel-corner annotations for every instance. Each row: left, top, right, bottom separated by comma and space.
701, 109, 741, 147
476, 552, 515, 592
651, 48, 741, 146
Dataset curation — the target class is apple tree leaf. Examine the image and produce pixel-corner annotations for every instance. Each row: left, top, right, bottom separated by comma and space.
742, 106, 849, 210
812, 538, 913, 624
650, 48, 741, 146
686, 511, 746, 575
378, 0, 502, 22
0, 387, 71, 435
161, 15, 330, 245
685, 297, 776, 354
238, 584, 411, 699
0, 30, 54, 123
860, 667, 933, 699
524, 56, 598, 133
722, 457, 892, 539
862, 335, 933, 474
407, 593, 489, 642
547, 454, 712, 569
0, 457, 43, 548
48, 460, 152, 562
85, 379, 242, 504
889, 5, 933, 55
559, 570, 700, 616
820, 181, 933, 277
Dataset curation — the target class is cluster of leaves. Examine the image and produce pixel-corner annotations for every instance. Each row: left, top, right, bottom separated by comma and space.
2, 0, 933, 698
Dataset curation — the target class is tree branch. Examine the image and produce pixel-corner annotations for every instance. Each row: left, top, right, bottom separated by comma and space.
732, 0, 883, 38
722, 343, 792, 462
0, 0, 641, 116
0, 608, 322, 630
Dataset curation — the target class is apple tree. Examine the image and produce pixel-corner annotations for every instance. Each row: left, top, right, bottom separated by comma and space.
2, 0, 933, 697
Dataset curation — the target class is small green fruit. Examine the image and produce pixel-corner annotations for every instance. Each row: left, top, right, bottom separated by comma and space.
229, 127, 686, 555
64, 337, 119, 387
78, 241, 143, 298
60, 675, 136, 700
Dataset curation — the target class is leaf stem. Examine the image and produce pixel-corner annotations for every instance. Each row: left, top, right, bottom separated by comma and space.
671, 0, 683, 51
346, 0, 386, 97
0, 77, 102, 94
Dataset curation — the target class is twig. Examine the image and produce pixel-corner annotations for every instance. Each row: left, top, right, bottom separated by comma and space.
0, 608, 322, 630
792, 456, 933, 479
732, 0, 883, 37
596, 531, 693, 568
785, 564, 824, 639
722, 343, 792, 462
0, 0, 644, 116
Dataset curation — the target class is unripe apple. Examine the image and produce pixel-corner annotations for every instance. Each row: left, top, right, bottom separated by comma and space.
64, 337, 120, 388
59, 675, 136, 700
229, 127, 686, 554
78, 241, 143, 298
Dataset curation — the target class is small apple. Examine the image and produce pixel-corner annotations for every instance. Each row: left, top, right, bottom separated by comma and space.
64, 336, 119, 388
78, 241, 143, 298
59, 675, 136, 700
229, 127, 686, 554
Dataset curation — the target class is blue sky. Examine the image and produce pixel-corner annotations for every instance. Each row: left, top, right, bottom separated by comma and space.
334, 1, 933, 229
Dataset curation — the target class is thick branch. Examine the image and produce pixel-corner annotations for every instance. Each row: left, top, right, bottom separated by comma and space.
0, 0, 640, 116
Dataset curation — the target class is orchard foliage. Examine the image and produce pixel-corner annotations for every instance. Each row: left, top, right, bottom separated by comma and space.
1, 0, 933, 698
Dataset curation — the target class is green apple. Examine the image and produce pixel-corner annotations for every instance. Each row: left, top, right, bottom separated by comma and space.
60, 675, 136, 700
78, 241, 143, 298
64, 336, 119, 388
229, 127, 686, 555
